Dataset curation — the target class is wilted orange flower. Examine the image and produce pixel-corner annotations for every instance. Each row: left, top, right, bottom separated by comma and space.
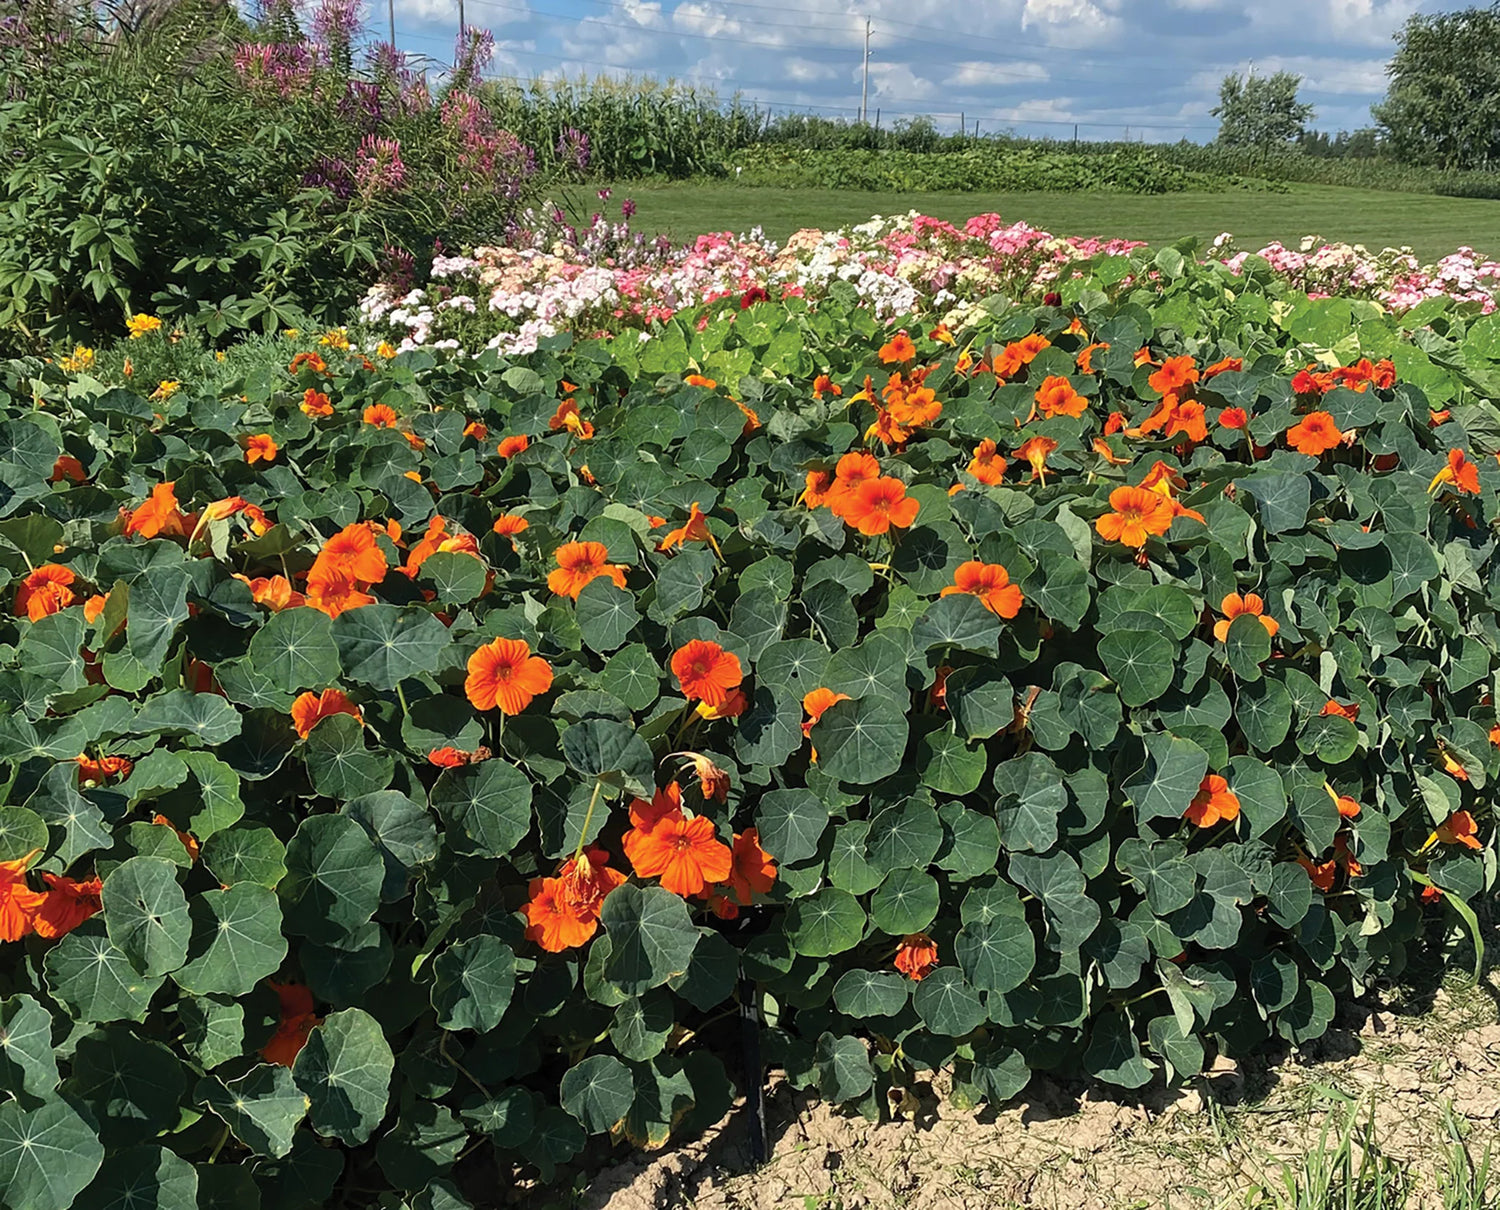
363, 403, 399, 427
671, 640, 743, 709
1321, 700, 1360, 723
1134, 347, 1157, 367
1218, 407, 1248, 430
1214, 592, 1279, 642
1017, 436, 1058, 484
628, 812, 733, 896
245, 434, 278, 465
15, 563, 75, 621
812, 374, 842, 400
548, 541, 628, 599
967, 439, 1007, 485
262, 983, 320, 1066
1149, 356, 1199, 396
1434, 810, 1482, 849
1076, 342, 1109, 374
1095, 485, 1174, 548
894, 933, 938, 981
31, 873, 102, 939
941, 561, 1024, 619
928, 666, 952, 711
879, 331, 917, 363
497, 434, 530, 458
124, 482, 192, 539
726, 828, 777, 906
492, 514, 529, 538
1299, 856, 1337, 892
672, 751, 731, 802
1104, 411, 1127, 435
289, 352, 327, 375
549, 398, 594, 440
464, 420, 488, 441
1287, 411, 1346, 456
1420, 883, 1444, 904
928, 323, 955, 346
1185, 774, 1240, 828
1091, 438, 1131, 466
466, 637, 553, 714
427, 745, 489, 768
153, 814, 200, 861
1429, 449, 1480, 495
866, 408, 912, 448
660, 502, 722, 556
683, 374, 717, 389
76, 754, 131, 785
524, 877, 598, 952
842, 477, 920, 536
291, 688, 363, 739
1033, 376, 1087, 419
300, 389, 333, 418
51, 454, 87, 483
800, 470, 834, 508
1204, 357, 1243, 379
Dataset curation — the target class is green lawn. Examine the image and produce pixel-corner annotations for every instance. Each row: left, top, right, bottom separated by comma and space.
600, 181, 1500, 261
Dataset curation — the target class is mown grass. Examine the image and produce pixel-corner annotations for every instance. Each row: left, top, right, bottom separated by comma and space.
587, 181, 1500, 261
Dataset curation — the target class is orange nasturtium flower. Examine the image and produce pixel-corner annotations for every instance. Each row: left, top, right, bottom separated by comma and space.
1148, 356, 1199, 396
497, 434, 530, 458
245, 434, 278, 465
465, 637, 553, 715
312, 523, 389, 587
492, 515, 529, 546
300, 388, 333, 418
841, 477, 920, 536
800, 469, 834, 508
15, 563, 76, 621
525, 877, 598, 952
427, 746, 489, 768
1324, 783, 1361, 819
928, 323, 955, 346
153, 814, 201, 862
879, 331, 917, 364
51, 454, 87, 483
1213, 593, 1279, 642
1299, 856, 1338, 893
363, 403, 399, 428
1218, 407, 1248, 430
1204, 357, 1243, 379
76, 754, 131, 785
683, 374, 717, 389
0, 852, 46, 942
812, 374, 842, 400
671, 640, 743, 709
827, 451, 882, 517
303, 569, 375, 619
1428, 449, 1480, 495
1432, 810, 1482, 850
289, 351, 327, 375
262, 983, 321, 1066
941, 561, 1024, 619
84, 594, 110, 624
547, 541, 628, 599
124, 482, 193, 539
659, 502, 721, 556
1286, 411, 1346, 456
967, 439, 1007, 485
894, 933, 939, 981
727, 828, 778, 907
1016, 436, 1058, 485
1076, 342, 1109, 374
1185, 774, 1240, 828
993, 333, 1050, 380
865, 407, 912, 449
549, 398, 594, 439
290, 688, 363, 739
627, 809, 733, 897
1094, 486, 1174, 548
802, 686, 851, 762
31, 872, 103, 939
1320, 700, 1360, 723
1033, 375, 1087, 419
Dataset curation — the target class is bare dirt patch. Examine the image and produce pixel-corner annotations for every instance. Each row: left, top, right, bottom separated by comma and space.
584, 971, 1500, 1210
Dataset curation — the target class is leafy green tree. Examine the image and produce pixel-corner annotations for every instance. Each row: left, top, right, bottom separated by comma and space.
1372, 4, 1500, 170
1211, 71, 1314, 150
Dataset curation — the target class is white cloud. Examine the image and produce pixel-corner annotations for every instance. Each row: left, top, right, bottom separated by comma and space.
1020, 0, 1124, 48
949, 60, 1049, 88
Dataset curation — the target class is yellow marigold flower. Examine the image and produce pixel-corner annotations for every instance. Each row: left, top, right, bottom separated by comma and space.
320, 328, 351, 350
376, 341, 397, 359
126, 314, 162, 340
59, 346, 95, 372
283, 328, 300, 340
150, 380, 181, 401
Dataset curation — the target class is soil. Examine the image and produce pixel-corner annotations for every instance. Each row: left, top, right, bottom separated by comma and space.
582, 968, 1500, 1210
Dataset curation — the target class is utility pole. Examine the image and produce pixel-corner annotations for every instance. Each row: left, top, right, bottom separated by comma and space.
860, 17, 870, 124
459, 0, 466, 41
388, 0, 394, 46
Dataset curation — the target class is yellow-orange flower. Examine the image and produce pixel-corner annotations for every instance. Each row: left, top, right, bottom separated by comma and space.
549, 398, 594, 440
879, 331, 917, 363
126, 313, 162, 339
827, 451, 882, 518
671, 640, 743, 709
1213, 593, 1279, 642
1286, 411, 1346, 456
312, 523, 389, 587
967, 439, 1006, 485
659, 502, 721, 556
465, 637, 553, 714
1149, 356, 1199, 396
245, 434, 278, 465
301, 388, 333, 418
547, 541, 628, 599
1428, 449, 1480, 495
684, 374, 717, 389
1185, 774, 1240, 828
941, 561, 1024, 619
123, 482, 192, 539
363, 403, 399, 427
235, 574, 303, 611
1076, 342, 1110, 374
727, 828, 777, 906
800, 469, 834, 508
1033, 375, 1087, 419
1094, 485, 1174, 548
1016, 436, 1057, 484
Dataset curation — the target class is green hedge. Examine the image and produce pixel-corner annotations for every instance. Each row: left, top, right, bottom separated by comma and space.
0, 252, 1496, 1206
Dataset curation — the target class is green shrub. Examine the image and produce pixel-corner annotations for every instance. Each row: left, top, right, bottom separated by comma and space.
0, 250, 1495, 1206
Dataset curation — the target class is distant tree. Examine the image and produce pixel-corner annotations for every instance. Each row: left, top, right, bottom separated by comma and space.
1372, 4, 1500, 170
1212, 71, 1314, 150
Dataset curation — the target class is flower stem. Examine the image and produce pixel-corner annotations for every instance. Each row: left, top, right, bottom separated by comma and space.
572, 777, 606, 865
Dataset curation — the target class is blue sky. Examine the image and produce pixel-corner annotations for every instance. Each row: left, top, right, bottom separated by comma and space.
381, 0, 1450, 142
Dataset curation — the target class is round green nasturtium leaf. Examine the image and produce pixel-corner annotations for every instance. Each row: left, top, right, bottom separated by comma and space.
1277, 979, 1336, 1045
754, 789, 828, 866
0, 995, 58, 1101
375, 1101, 465, 1191
172, 883, 287, 997
134, 688, 244, 746
343, 791, 439, 902
970, 1040, 1030, 1103
303, 713, 393, 801
826, 820, 881, 895
294, 1008, 395, 1147
599, 884, 700, 996
992, 752, 1066, 853
197, 1064, 308, 1159
912, 968, 985, 1037
42, 921, 165, 1024
430, 935, 515, 1033
918, 729, 987, 795
331, 604, 453, 690
0, 1098, 104, 1210
461, 1086, 535, 1150
811, 696, 909, 786
102, 856, 191, 978
247, 606, 342, 692
785, 887, 866, 958
1251, 951, 1301, 1015
667, 929, 739, 1011
560, 1054, 635, 1135
935, 804, 1000, 879
65, 1025, 186, 1147
1235, 675, 1293, 751
1083, 1010, 1154, 1089
420, 551, 488, 603
76, 1144, 197, 1210
610, 991, 675, 1062
869, 869, 941, 936
865, 801, 944, 873
575, 578, 639, 653
813, 1033, 872, 1103
201, 825, 286, 889
279, 814, 384, 946
955, 916, 1036, 994
430, 760, 533, 859
560, 718, 654, 799
1098, 629, 1175, 707
831, 970, 909, 1019
1223, 612, 1272, 681
1297, 714, 1360, 764
0, 807, 51, 862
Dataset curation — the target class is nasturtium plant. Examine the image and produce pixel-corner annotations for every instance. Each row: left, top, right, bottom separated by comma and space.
1, 247, 1498, 1206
